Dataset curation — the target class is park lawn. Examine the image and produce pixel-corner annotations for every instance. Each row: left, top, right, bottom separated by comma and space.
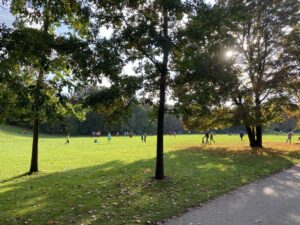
0, 125, 300, 225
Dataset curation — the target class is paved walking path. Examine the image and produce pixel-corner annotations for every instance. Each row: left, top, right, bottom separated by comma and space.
166, 165, 300, 225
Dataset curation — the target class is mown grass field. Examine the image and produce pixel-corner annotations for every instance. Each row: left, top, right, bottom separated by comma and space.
1, 125, 300, 225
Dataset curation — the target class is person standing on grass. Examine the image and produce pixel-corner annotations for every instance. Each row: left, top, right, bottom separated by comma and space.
240, 130, 245, 141
210, 131, 215, 143
143, 133, 147, 143
204, 131, 209, 144
64, 134, 70, 145
108, 132, 112, 143
141, 134, 144, 142
286, 131, 293, 144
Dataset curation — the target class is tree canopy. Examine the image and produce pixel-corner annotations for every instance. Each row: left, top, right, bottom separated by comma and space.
173, 0, 300, 147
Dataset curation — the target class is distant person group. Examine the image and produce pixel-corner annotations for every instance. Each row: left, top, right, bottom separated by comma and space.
202, 131, 215, 144
63, 130, 298, 145
201, 130, 247, 145
168, 131, 177, 136
141, 133, 147, 143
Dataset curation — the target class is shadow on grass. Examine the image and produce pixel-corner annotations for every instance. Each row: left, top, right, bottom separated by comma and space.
288, 151, 300, 159
0, 172, 30, 184
0, 146, 299, 225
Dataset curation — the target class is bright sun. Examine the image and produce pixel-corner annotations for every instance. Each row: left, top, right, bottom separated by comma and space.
225, 50, 234, 58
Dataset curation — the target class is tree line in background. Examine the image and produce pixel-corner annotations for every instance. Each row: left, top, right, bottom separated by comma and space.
5, 103, 183, 135
0, 0, 299, 178
4, 103, 298, 136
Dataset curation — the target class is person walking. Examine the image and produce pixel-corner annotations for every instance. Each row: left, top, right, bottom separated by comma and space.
64, 134, 70, 145
205, 131, 209, 144
286, 131, 293, 144
240, 130, 245, 141
108, 132, 112, 143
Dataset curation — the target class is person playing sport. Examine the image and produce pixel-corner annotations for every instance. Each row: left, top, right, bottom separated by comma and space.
141, 134, 144, 142
143, 133, 147, 143
240, 130, 245, 141
210, 131, 215, 143
96, 131, 101, 137
286, 131, 293, 144
64, 134, 70, 145
108, 132, 112, 143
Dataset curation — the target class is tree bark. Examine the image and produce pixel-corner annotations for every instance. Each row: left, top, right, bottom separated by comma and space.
255, 126, 263, 147
246, 126, 256, 147
29, 119, 39, 173
28, 2, 49, 174
155, 71, 166, 179
245, 125, 263, 148
155, 8, 169, 180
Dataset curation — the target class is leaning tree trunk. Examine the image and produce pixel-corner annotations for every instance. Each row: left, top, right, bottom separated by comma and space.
155, 8, 169, 180
29, 119, 39, 173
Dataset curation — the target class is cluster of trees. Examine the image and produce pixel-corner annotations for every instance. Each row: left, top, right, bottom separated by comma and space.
0, 0, 299, 179
6, 103, 183, 135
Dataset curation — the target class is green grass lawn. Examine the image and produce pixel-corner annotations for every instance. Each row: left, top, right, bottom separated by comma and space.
1, 125, 300, 225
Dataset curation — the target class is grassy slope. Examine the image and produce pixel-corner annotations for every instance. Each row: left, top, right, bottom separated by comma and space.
0, 125, 299, 225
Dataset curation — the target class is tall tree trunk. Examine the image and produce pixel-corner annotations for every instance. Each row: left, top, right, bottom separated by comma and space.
245, 125, 263, 148
246, 126, 256, 147
29, 67, 43, 174
155, 8, 169, 180
255, 126, 263, 147
29, 119, 39, 173
155, 71, 166, 179
28, 0, 49, 175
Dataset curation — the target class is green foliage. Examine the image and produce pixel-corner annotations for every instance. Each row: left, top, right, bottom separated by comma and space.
81, 75, 142, 124
220, 0, 299, 126
0, 27, 85, 124
38, 104, 181, 135
0, 0, 91, 125
173, 0, 300, 136
10, 0, 90, 35
173, 3, 237, 130
90, 0, 191, 99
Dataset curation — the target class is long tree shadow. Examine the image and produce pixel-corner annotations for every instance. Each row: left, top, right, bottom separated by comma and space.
0, 172, 30, 184
0, 146, 298, 225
